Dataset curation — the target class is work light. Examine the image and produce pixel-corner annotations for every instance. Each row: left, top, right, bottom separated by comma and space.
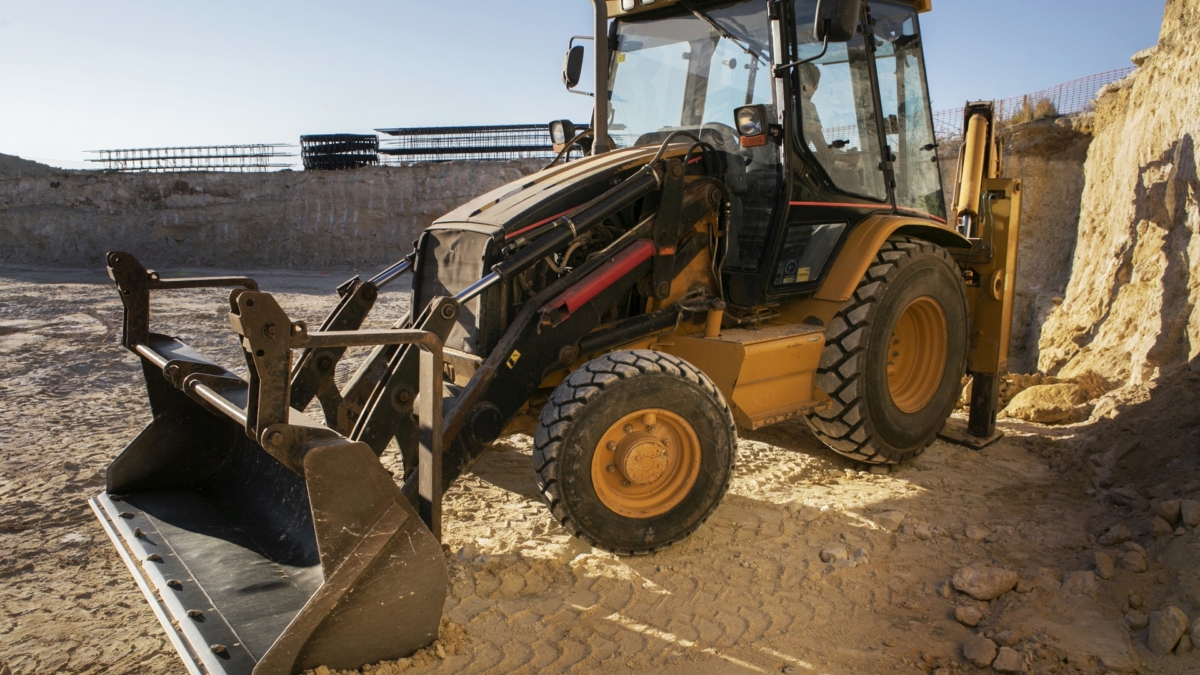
549, 120, 576, 149
735, 105, 769, 147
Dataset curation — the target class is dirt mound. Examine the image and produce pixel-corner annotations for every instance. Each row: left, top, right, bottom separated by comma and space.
0, 153, 54, 179
1037, 0, 1200, 387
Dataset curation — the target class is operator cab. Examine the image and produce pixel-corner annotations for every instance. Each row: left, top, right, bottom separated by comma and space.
560, 0, 945, 307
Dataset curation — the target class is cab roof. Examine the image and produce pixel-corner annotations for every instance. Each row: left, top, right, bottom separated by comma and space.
606, 0, 931, 19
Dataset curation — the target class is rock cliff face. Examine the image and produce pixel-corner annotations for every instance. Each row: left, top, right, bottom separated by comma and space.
1038, 0, 1200, 385
0, 160, 543, 269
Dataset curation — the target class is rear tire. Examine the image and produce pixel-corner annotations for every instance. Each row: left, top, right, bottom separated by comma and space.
805, 236, 967, 464
534, 350, 736, 554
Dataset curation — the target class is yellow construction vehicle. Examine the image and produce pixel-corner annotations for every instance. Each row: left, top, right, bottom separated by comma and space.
90, 0, 1020, 672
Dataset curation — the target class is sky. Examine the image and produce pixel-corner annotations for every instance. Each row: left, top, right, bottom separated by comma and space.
0, 1, 1166, 170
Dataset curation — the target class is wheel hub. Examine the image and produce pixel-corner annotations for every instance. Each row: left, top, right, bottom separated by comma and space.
591, 409, 701, 519
887, 295, 949, 413
615, 431, 669, 484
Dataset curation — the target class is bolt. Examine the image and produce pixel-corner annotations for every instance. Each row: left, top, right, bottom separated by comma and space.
646, 424, 656, 432
623, 424, 634, 434
440, 303, 457, 319
134, 528, 145, 538
210, 644, 226, 655
266, 431, 284, 447
263, 323, 277, 339
396, 389, 413, 404
119, 512, 134, 519
621, 479, 632, 488
317, 356, 333, 371
663, 438, 671, 446
167, 579, 182, 589
165, 364, 180, 377
187, 609, 204, 620
606, 464, 618, 473
146, 554, 162, 562
607, 441, 617, 451
657, 282, 670, 296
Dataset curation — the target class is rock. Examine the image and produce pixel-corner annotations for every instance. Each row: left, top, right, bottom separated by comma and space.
992, 646, 1023, 673
1061, 571, 1096, 596
1177, 527, 1188, 536
820, 545, 849, 563
1152, 516, 1173, 537
1121, 541, 1147, 556
965, 524, 991, 542
1151, 499, 1182, 524
1125, 611, 1149, 630
1148, 606, 1189, 656
874, 511, 905, 532
1129, 594, 1144, 610
1178, 634, 1194, 655
994, 630, 1020, 648
914, 524, 934, 541
1119, 550, 1148, 573
1001, 383, 1084, 424
962, 635, 998, 667
1110, 486, 1140, 506
1043, 620, 1140, 673
1099, 524, 1133, 545
852, 548, 870, 566
788, 503, 822, 523
1094, 552, 1115, 579
1181, 500, 1200, 527
954, 565, 1019, 601
955, 605, 983, 627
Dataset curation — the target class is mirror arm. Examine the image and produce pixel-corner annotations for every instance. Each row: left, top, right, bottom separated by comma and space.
773, 33, 828, 76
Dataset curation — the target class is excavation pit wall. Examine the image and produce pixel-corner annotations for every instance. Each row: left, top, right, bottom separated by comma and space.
0, 158, 545, 270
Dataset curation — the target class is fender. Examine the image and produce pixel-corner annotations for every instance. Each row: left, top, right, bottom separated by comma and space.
815, 215, 972, 303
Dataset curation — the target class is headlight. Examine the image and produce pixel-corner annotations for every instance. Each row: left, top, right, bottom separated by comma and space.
549, 120, 576, 147
735, 106, 764, 137
621, 0, 636, 10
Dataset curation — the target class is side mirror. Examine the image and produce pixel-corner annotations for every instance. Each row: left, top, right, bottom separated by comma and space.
563, 45, 586, 90
814, 0, 863, 42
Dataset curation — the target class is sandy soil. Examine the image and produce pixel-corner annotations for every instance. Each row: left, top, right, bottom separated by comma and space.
1, 265, 1198, 675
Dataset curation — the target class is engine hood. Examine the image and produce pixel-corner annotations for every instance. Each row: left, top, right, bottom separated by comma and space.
432, 145, 678, 239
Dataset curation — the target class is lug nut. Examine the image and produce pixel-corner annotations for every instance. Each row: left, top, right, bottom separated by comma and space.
606, 441, 617, 451
606, 464, 617, 473
623, 424, 634, 434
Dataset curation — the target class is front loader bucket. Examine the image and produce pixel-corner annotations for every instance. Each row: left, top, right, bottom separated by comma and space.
91, 253, 449, 675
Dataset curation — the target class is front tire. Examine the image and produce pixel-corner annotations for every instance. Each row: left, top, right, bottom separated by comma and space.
534, 350, 736, 554
805, 236, 968, 464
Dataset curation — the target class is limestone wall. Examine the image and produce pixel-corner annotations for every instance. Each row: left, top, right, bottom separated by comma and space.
939, 118, 1094, 374
1037, 0, 1200, 386
0, 158, 544, 270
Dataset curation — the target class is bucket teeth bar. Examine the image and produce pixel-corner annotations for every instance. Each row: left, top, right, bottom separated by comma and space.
96, 251, 450, 675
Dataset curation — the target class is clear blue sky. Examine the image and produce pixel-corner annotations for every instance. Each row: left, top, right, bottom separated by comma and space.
0, 1, 1165, 169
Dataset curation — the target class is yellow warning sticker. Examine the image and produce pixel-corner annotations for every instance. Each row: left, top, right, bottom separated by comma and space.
617, 53, 626, 63
507, 350, 522, 369
796, 267, 811, 283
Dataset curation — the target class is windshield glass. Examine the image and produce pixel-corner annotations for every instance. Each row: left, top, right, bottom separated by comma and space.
609, 3, 774, 151
610, 2, 783, 271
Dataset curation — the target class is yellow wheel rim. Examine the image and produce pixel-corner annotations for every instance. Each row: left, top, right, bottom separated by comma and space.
591, 408, 701, 519
887, 296, 948, 414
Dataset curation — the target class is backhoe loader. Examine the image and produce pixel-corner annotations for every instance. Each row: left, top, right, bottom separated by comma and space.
90, 0, 1021, 672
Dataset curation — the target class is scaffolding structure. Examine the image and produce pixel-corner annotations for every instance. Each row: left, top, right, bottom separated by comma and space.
375, 124, 588, 163
300, 134, 380, 170
86, 145, 294, 173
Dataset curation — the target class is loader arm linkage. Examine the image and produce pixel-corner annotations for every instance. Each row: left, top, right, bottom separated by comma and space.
91, 152, 726, 675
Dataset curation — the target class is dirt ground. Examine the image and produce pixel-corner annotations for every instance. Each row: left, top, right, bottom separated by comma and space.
2, 265, 1198, 675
